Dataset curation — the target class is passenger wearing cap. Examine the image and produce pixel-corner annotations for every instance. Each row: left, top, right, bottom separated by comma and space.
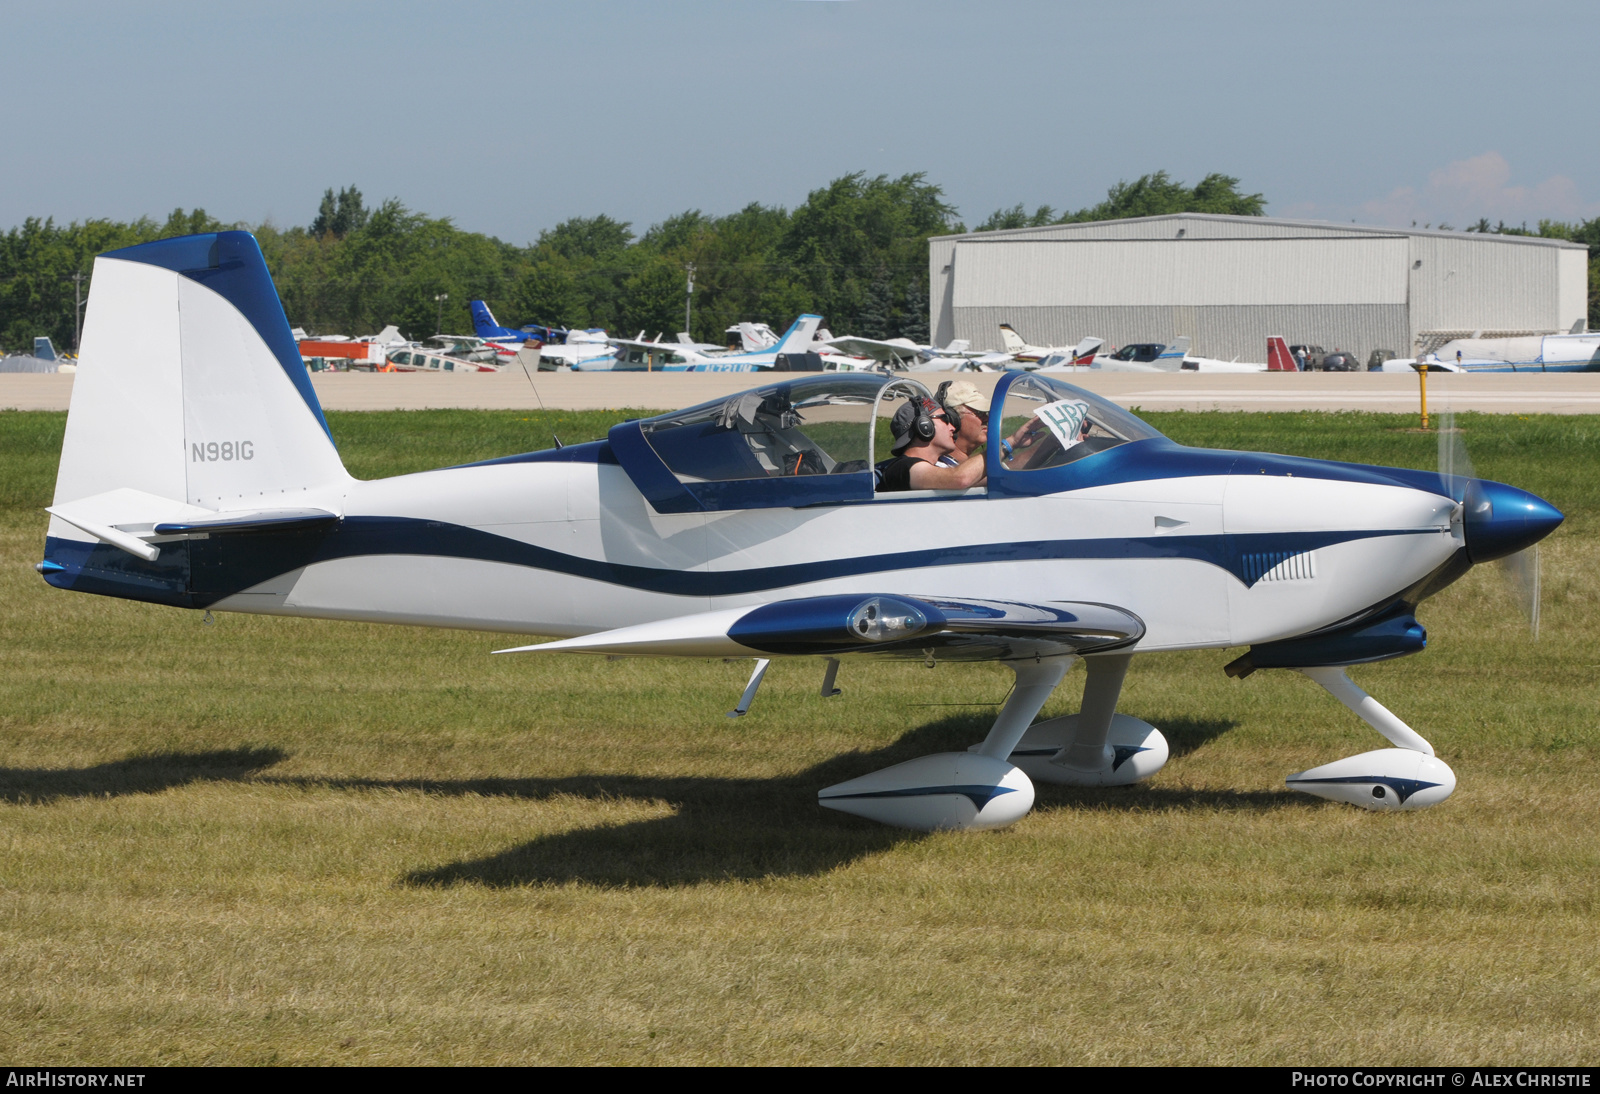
873, 396, 987, 492
935, 380, 990, 464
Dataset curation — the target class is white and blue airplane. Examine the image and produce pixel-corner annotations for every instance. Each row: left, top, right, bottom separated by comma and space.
1375, 327, 1600, 374
39, 232, 1563, 831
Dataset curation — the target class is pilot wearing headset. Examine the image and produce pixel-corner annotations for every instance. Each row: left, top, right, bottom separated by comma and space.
874, 395, 987, 492
935, 380, 990, 465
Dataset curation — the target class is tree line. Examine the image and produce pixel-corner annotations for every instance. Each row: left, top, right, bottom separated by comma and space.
3, 171, 1595, 353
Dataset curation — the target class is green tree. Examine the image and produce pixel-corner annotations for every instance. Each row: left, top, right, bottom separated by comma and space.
777, 172, 957, 338
974, 204, 1057, 231
976, 172, 1267, 234
310, 186, 368, 239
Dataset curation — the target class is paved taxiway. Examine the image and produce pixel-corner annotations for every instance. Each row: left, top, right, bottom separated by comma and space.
5, 370, 1600, 414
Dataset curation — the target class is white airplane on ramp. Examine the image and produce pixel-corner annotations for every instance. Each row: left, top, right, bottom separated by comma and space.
1088, 337, 1301, 374
1375, 324, 1600, 373
39, 232, 1562, 831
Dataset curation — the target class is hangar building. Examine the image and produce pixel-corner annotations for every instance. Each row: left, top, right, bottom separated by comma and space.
928, 214, 1590, 362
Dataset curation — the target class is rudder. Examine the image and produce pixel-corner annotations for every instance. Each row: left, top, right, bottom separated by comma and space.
53, 231, 349, 516
1266, 336, 1297, 371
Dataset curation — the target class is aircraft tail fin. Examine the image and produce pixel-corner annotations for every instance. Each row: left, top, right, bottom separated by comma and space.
470, 300, 518, 339
1071, 336, 1104, 365
370, 324, 402, 344
33, 336, 58, 361
1571, 317, 1588, 335
1160, 336, 1192, 360
52, 231, 349, 527
736, 322, 771, 352
944, 339, 971, 354
774, 314, 823, 355
999, 324, 1026, 353
1266, 336, 1297, 371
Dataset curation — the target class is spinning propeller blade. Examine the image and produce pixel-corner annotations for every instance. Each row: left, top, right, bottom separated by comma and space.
1439, 410, 1542, 638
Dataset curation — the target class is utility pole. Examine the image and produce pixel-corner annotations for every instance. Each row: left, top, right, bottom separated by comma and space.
71, 270, 87, 352
434, 293, 448, 335
684, 263, 695, 339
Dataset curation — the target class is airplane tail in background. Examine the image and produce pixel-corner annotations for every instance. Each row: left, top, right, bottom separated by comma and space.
773, 314, 823, 355
470, 300, 519, 340
736, 322, 777, 352
1072, 336, 1104, 365
33, 336, 58, 361
1158, 337, 1192, 362
1266, 336, 1298, 371
46, 232, 350, 593
999, 324, 1026, 354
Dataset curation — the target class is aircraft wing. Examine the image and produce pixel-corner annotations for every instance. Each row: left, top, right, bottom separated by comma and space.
608, 336, 679, 351
496, 594, 1143, 662
821, 335, 923, 362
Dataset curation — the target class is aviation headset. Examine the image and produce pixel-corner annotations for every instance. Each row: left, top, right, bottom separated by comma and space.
909, 396, 940, 443
935, 381, 962, 434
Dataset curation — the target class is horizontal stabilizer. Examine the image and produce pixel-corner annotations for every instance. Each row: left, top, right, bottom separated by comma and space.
49, 487, 342, 561
497, 594, 1143, 662
153, 508, 340, 535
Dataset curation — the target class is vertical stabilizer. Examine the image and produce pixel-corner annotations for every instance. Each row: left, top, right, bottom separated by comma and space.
1072, 336, 1104, 364
1266, 336, 1297, 371
33, 336, 58, 361
53, 231, 349, 517
470, 300, 517, 339
773, 314, 823, 354
999, 324, 1026, 353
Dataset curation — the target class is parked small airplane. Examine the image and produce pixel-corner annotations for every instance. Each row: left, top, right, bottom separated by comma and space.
1031, 338, 1108, 372
1374, 323, 1600, 373
1091, 339, 1193, 371
1176, 337, 1300, 374
661, 315, 830, 372
0, 336, 74, 374
1087, 337, 1299, 374
468, 301, 566, 347
382, 346, 500, 373
41, 232, 1562, 832
998, 323, 1078, 363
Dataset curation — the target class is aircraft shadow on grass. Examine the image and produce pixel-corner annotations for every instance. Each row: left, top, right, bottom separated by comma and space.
0, 747, 288, 805
319, 711, 1301, 890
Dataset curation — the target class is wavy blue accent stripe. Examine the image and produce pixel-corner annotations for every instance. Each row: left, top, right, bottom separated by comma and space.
1286, 775, 1441, 804
819, 784, 1018, 811
42, 519, 1438, 610
101, 231, 335, 444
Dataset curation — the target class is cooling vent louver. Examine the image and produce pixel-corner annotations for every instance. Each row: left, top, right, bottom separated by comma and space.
1243, 550, 1317, 584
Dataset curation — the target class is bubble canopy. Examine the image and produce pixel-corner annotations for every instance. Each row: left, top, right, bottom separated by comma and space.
605, 372, 1171, 513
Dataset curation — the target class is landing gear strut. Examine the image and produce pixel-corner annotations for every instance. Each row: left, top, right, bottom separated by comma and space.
816, 656, 1075, 831
1286, 666, 1456, 810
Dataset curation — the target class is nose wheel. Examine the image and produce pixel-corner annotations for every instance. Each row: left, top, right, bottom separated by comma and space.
1287, 666, 1456, 810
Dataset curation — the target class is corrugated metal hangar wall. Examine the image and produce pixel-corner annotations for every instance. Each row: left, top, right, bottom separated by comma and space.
929, 215, 1589, 361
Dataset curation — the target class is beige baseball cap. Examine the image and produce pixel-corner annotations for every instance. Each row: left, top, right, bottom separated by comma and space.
937, 380, 990, 414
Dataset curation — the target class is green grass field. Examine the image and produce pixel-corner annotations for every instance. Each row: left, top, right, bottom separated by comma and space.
1, 407, 1597, 1064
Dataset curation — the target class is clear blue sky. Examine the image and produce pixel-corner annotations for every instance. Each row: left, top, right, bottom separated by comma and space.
4, 0, 1595, 242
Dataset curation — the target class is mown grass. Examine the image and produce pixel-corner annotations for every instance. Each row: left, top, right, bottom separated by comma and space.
1, 408, 1597, 1064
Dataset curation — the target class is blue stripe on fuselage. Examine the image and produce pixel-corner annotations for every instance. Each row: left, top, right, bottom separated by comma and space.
41, 521, 1437, 610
